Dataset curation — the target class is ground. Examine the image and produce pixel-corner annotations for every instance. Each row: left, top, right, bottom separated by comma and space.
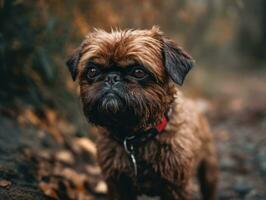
0, 69, 265, 200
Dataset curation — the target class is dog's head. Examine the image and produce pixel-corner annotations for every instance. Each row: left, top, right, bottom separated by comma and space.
66, 27, 193, 136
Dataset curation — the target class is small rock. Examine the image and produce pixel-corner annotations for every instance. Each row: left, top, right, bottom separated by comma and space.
220, 156, 237, 170
258, 147, 266, 173
138, 195, 160, 200
245, 189, 263, 199
259, 161, 266, 173
218, 190, 238, 200
233, 176, 252, 196
244, 143, 255, 153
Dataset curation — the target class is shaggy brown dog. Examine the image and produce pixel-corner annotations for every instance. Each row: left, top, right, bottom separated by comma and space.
66, 27, 218, 200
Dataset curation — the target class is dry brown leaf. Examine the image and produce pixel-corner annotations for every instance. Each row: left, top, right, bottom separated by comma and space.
17, 108, 40, 126
0, 179, 11, 188
48, 127, 64, 144
39, 182, 59, 200
61, 179, 76, 199
25, 109, 40, 125
94, 181, 107, 194
85, 165, 101, 175
60, 168, 87, 190
57, 120, 76, 135
56, 150, 74, 165
45, 109, 57, 124
75, 138, 97, 157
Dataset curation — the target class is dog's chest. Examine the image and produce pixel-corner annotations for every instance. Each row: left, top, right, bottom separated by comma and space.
97, 135, 178, 196
126, 144, 170, 196
133, 163, 165, 196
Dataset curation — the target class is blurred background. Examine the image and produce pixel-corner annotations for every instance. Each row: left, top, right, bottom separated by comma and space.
0, 0, 265, 199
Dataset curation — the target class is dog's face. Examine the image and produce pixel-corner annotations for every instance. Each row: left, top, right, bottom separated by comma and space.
66, 27, 193, 136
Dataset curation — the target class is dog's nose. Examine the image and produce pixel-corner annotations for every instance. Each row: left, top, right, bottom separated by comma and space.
105, 73, 121, 86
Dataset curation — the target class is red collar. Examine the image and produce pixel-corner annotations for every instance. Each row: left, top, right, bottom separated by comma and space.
122, 115, 169, 176
110, 114, 170, 146
155, 116, 168, 133
122, 115, 169, 147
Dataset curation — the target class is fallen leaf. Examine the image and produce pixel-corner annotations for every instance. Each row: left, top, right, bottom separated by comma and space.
86, 165, 101, 175
56, 150, 74, 165
94, 181, 107, 194
0, 179, 11, 188
75, 138, 97, 157
39, 181, 59, 200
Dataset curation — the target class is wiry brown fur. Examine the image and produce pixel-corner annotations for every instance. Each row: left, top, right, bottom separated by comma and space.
67, 27, 218, 200
97, 94, 218, 199
79, 27, 166, 82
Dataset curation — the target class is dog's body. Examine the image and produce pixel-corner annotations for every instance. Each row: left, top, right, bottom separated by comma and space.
97, 93, 218, 200
66, 27, 218, 200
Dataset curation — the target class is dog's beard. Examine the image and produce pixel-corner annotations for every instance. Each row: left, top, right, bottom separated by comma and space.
81, 83, 169, 138
98, 92, 124, 114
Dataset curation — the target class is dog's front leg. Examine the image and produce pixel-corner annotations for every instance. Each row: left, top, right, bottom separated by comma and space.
106, 173, 137, 200
160, 183, 191, 200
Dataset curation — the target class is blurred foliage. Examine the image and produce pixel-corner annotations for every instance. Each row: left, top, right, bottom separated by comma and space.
0, 0, 77, 107
236, 0, 266, 61
0, 0, 265, 110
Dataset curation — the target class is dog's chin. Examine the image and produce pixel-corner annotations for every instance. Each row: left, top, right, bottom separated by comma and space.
83, 93, 147, 136
84, 92, 131, 129
83, 89, 165, 138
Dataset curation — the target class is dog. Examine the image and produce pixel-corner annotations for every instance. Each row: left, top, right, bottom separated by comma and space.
66, 27, 218, 200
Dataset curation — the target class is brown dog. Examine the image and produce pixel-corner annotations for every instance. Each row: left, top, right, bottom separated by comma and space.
66, 27, 218, 200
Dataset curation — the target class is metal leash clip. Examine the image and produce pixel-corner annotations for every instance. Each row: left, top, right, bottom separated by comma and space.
123, 136, 138, 176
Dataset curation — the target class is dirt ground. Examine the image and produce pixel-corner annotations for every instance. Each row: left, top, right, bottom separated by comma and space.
0, 69, 265, 200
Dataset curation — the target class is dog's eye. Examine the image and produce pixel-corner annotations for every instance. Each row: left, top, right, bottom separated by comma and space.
87, 67, 100, 79
132, 68, 146, 79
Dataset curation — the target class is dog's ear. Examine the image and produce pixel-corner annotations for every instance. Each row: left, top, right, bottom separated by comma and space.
162, 38, 194, 85
66, 45, 83, 81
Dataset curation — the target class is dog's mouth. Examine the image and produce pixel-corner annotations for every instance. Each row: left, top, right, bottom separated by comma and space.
98, 91, 125, 114
83, 88, 141, 131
